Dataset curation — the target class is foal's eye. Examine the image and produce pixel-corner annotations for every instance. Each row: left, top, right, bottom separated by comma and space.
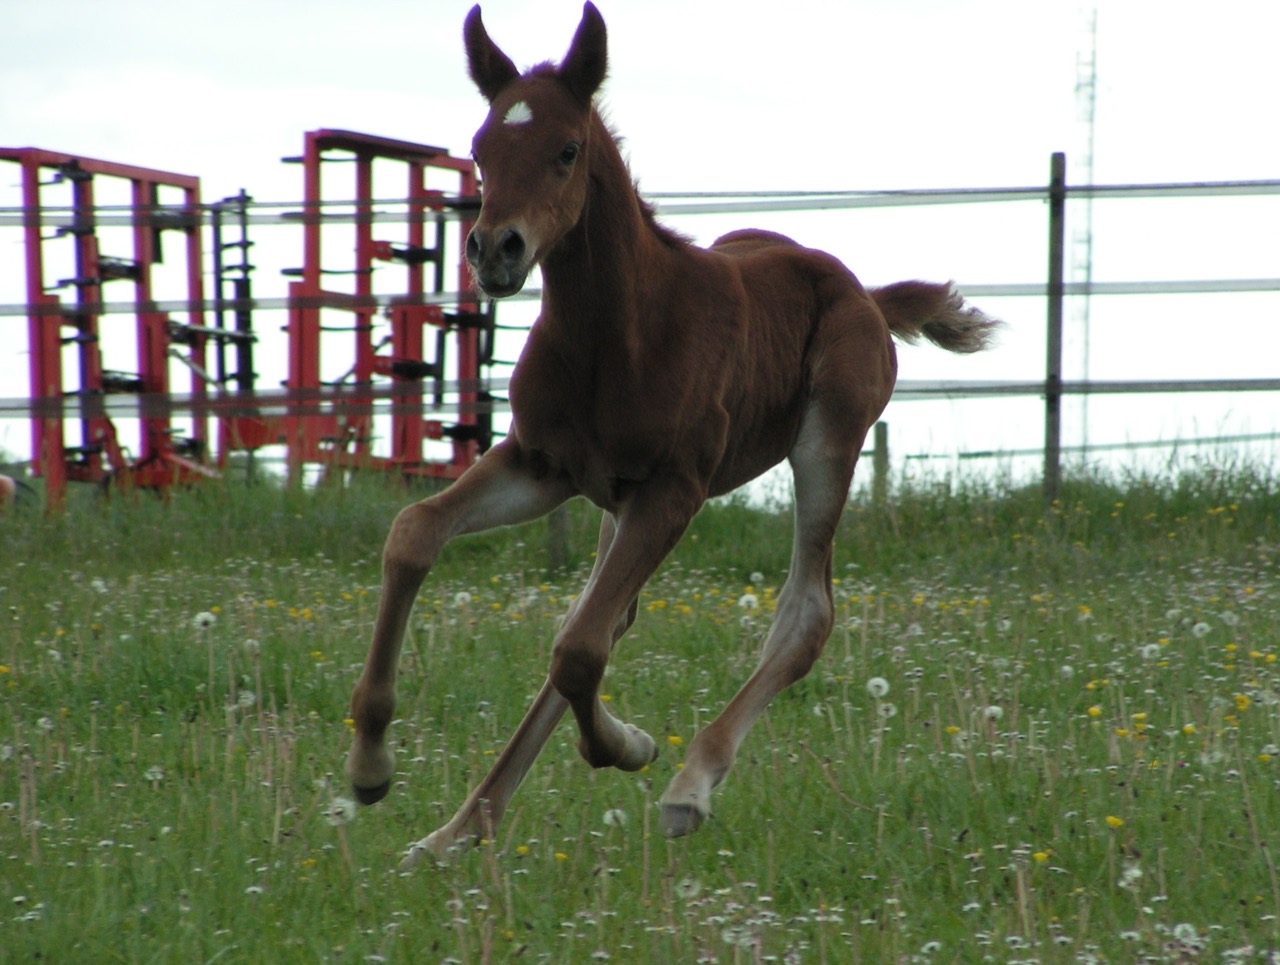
558, 143, 580, 166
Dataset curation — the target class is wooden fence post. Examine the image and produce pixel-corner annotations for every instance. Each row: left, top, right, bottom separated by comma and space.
1044, 152, 1067, 504
547, 502, 570, 572
872, 421, 889, 505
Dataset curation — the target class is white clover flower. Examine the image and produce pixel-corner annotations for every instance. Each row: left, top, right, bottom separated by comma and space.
1117, 861, 1143, 890
324, 796, 357, 827
866, 677, 890, 699
193, 611, 217, 630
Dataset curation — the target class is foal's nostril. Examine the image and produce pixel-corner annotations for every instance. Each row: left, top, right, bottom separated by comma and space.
465, 230, 481, 266
498, 228, 526, 266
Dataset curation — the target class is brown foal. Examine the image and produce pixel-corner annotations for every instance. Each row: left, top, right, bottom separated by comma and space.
345, 2, 1001, 869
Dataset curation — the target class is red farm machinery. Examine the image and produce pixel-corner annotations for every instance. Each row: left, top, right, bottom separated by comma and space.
1, 130, 496, 509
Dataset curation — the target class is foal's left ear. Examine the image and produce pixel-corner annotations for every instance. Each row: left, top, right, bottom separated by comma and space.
559, 2, 608, 106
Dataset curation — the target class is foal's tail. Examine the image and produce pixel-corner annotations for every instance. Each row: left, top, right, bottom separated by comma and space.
870, 280, 1001, 354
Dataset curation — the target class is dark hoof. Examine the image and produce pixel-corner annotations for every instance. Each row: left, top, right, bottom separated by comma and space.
659, 803, 707, 838
353, 780, 391, 806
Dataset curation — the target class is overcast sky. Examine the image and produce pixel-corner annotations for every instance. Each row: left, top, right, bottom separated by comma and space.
2, 0, 1278, 476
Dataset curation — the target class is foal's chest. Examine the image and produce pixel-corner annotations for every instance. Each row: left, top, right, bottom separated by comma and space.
508, 338, 675, 506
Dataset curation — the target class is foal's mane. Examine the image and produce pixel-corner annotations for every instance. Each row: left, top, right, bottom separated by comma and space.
525, 62, 689, 251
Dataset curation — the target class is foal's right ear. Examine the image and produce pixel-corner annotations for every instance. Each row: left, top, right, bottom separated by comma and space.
464, 5, 520, 102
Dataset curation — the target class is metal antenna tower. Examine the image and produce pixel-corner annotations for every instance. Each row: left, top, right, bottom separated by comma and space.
1071, 6, 1098, 457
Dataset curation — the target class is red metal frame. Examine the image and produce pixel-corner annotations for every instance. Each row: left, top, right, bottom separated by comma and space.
0, 147, 215, 507
282, 129, 486, 482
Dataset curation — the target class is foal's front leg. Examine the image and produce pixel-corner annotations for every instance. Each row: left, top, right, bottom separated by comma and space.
549, 479, 702, 772
345, 440, 572, 805
399, 514, 639, 868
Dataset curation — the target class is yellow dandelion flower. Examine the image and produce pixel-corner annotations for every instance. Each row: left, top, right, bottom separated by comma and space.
945, 725, 961, 735
515, 844, 530, 857
1105, 815, 1125, 829
666, 735, 684, 747
1181, 723, 1197, 736
554, 852, 568, 861
1032, 851, 1051, 864
1087, 706, 1103, 718
1235, 694, 1252, 712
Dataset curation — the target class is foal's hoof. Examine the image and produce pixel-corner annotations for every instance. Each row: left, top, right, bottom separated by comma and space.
616, 724, 659, 772
399, 828, 472, 871
352, 780, 391, 806
659, 802, 708, 838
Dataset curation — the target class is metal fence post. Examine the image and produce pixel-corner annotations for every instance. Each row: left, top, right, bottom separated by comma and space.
1044, 152, 1067, 504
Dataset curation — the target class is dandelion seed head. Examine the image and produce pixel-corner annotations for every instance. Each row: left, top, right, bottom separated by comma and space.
866, 677, 890, 699
674, 876, 702, 900
602, 808, 626, 828
193, 611, 217, 630
325, 796, 357, 827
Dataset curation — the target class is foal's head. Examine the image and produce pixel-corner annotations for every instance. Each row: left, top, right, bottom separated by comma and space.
463, 3, 608, 298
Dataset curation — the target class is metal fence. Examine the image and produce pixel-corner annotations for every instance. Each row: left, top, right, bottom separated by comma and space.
3, 151, 1278, 500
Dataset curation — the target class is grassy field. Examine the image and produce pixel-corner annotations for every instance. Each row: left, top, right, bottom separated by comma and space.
3, 465, 1280, 963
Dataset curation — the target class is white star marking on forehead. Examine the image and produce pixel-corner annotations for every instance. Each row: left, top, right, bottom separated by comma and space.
503, 101, 533, 126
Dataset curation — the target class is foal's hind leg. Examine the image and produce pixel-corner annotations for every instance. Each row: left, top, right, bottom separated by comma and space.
660, 411, 861, 836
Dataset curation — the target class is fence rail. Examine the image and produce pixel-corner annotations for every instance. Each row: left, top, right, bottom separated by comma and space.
3, 154, 1278, 499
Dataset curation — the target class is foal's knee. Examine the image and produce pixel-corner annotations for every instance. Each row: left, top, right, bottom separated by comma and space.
382, 502, 447, 578
549, 636, 607, 703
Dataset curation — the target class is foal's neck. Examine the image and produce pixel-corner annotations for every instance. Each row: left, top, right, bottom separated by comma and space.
540, 111, 673, 341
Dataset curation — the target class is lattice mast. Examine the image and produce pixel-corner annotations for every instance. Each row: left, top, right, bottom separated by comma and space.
1071, 7, 1098, 453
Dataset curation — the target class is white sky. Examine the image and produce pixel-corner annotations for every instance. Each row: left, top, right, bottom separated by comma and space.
2, 0, 1278, 480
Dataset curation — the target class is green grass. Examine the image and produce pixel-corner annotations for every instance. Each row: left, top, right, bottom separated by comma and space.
3, 465, 1280, 962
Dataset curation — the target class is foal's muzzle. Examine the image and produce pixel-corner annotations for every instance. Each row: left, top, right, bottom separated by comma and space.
466, 226, 529, 298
